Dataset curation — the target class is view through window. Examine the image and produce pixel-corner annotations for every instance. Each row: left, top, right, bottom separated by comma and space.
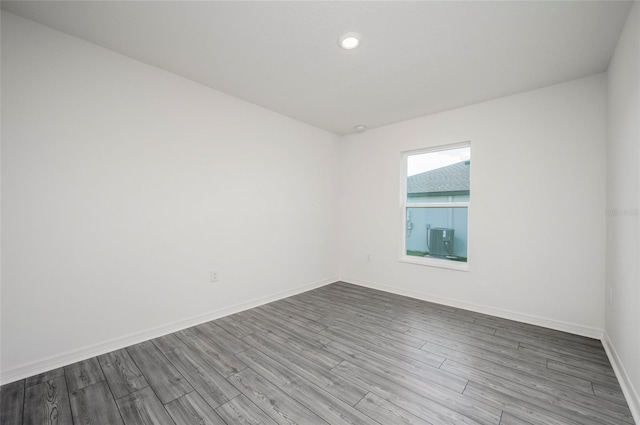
403, 144, 470, 265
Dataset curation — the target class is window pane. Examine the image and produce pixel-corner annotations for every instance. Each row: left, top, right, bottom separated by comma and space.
406, 147, 470, 203
406, 207, 468, 261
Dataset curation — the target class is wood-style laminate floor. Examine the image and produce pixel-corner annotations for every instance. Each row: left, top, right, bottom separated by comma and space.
1, 282, 635, 425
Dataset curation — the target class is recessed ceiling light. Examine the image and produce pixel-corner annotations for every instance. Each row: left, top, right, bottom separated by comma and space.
354, 124, 366, 133
338, 32, 361, 50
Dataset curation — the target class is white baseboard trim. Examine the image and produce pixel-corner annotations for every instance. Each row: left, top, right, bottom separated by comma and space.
1, 277, 336, 385
602, 332, 640, 424
341, 277, 604, 339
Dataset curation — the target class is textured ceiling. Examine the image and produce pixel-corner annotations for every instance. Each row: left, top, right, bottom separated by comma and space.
1, 1, 633, 135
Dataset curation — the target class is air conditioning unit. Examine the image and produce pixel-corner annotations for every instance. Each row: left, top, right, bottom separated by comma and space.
429, 228, 454, 257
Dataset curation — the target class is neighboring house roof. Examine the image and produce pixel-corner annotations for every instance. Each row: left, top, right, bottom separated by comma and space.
407, 160, 470, 196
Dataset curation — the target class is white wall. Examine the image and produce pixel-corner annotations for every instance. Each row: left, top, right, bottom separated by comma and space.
340, 74, 607, 337
605, 2, 640, 419
0, 12, 340, 381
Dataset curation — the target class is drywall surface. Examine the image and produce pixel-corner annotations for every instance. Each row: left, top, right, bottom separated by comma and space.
339, 74, 607, 337
605, 2, 640, 419
1, 12, 340, 379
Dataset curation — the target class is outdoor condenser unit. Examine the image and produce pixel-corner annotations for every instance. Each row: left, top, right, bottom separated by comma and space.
429, 228, 454, 257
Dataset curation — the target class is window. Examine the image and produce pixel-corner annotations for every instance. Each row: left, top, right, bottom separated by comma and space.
401, 143, 470, 270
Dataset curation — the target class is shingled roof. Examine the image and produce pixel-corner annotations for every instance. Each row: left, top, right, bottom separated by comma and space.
407, 160, 470, 196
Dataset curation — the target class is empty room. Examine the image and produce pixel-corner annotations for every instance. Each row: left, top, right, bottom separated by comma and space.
1, 1, 639, 424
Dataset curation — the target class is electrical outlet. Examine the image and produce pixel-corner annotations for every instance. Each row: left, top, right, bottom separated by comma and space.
609, 287, 613, 304
366, 254, 371, 262
210, 270, 219, 283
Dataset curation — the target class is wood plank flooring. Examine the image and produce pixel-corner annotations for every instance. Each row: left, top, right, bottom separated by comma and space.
1, 282, 635, 425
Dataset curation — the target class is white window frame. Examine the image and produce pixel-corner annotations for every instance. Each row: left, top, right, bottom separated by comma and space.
400, 142, 470, 271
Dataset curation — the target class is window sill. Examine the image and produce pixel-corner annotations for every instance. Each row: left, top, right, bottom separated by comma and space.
399, 255, 470, 271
